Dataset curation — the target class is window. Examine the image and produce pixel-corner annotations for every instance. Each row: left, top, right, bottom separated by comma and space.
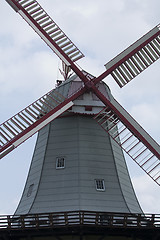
27, 184, 34, 197
95, 179, 105, 191
85, 106, 92, 111
56, 157, 65, 169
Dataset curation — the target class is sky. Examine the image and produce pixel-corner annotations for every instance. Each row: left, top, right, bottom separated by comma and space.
0, 0, 160, 215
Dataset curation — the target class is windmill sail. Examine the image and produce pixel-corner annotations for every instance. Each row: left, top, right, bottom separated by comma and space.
104, 25, 160, 87
0, 89, 75, 159
94, 97, 160, 185
6, 0, 84, 65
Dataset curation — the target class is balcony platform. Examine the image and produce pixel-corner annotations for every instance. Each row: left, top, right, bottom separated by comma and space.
0, 211, 160, 239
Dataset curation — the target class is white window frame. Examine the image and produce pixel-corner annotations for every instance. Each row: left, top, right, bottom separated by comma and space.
95, 179, 105, 191
56, 157, 65, 169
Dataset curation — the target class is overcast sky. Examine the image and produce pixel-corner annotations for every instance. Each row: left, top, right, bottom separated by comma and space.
0, 0, 160, 215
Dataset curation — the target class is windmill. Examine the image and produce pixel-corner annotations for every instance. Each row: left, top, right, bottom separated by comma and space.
1, 0, 160, 239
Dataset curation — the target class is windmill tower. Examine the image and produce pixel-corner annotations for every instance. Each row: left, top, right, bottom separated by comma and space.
1, 0, 160, 239
14, 74, 143, 215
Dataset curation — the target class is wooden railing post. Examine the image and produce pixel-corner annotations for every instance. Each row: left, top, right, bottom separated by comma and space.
137, 214, 141, 227
110, 214, 113, 227
64, 212, 68, 226
82, 212, 84, 225
95, 212, 99, 225
7, 215, 11, 229
124, 214, 127, 227
49, 213, 54, 227
20, 215, 25, 229
79, 211, 82, 225
79, 211, 84, 225
151, 214, 155, 228
35, 214, 39, 229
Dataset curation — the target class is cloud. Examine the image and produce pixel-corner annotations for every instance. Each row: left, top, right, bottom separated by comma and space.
131, 103, 159, 135
132, 174, 160, 213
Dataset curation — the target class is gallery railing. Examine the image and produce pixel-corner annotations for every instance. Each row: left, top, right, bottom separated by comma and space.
0, 211, 160, 230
